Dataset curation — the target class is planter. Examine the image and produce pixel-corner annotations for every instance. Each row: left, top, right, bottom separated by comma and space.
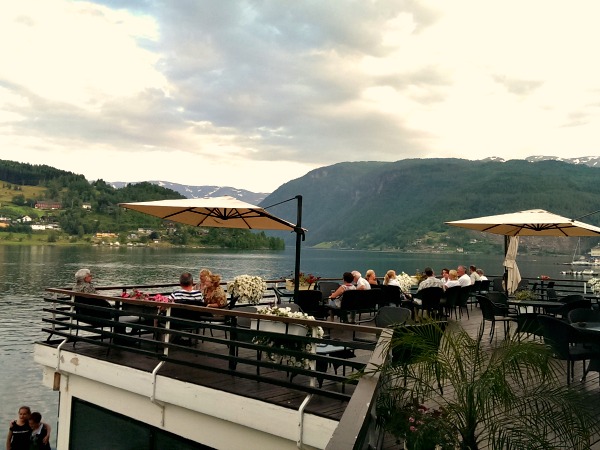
285, 279, 315, 291
252, 319, 308, 336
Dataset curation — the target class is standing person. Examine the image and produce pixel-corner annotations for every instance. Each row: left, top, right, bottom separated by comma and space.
6, 406, 51, 450
170, 272, 204, 304
204, 274, 227, 308
352, 271, 371, 290
27, 413, 50, 450
457, 265, 472, 287
73, 268, 96, 294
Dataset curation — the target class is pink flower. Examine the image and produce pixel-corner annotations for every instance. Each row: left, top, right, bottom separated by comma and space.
409, 417, 415, 423
121, 292, 130, 298
409, 426, 417, 432
152, 294, 172, 303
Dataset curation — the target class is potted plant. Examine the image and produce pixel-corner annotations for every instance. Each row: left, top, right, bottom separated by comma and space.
227, 275, 267, 304
252, 306, 324, 369
285, 272, 320, 291
369, 323, 599, 449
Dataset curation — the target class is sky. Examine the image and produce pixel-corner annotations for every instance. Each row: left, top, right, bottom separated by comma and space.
1, 1, 599, 193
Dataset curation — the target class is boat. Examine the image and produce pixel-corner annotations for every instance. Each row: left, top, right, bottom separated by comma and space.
34, 283, 385, 449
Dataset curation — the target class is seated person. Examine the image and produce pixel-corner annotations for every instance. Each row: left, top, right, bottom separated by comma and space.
74, 268, 96, 294
365, 269, 379, 287
352, 270, 371, 290
469, 265, 481, 284
204, 274, 227, 308
383, 269, 399, 287
196, 268, 212, 294
327, 272, 356, 320
417, 267, 443, 292
170, 272, 204, 304
444, 269, 461, 289
457, 265, 472, 287
441, 268, 450, 284
476, 268, 488, 281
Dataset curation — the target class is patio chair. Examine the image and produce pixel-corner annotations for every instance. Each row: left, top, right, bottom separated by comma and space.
537, 314, 600, 384
375, 306, 412, 328
379, 284, 403, 307
414, 287, 443, 321
457, 286, 471, 319
515, 313, 543, 340
545, 294, 586, 317
443, 285, 461, 319
294, 289, 328, 320
568, 308, 600, 324
317, 281, 341, 301
476, 295, 517, 342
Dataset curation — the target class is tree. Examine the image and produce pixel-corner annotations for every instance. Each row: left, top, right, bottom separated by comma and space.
12, 194, 26, 206
371, 323, 600, 449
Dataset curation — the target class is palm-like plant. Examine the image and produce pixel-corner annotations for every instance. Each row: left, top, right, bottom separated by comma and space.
374, 322, 600, 449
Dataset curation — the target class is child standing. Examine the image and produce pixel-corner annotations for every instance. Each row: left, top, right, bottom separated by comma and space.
27, 413, 51, 450
5, 406, 51, 450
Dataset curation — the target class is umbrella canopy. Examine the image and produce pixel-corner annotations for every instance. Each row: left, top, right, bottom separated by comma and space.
445, 209, 600, 237
119, 196, 298, 231
503, 236, 521, 295
119, 195, 306, 299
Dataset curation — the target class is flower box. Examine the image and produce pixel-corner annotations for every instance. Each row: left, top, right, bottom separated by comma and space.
252, 319, 308, 337
285, 279, 315, 291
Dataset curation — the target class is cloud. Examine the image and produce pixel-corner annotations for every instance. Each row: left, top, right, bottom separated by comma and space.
1, 0, 600, 192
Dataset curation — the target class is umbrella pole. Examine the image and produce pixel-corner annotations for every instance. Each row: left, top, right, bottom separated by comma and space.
293, 195, 303, 301
504, 236, 509, 296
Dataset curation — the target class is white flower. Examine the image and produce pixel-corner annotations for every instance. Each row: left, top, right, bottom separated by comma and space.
588, 278, 600, 294
227, 275, 267, 304
397, 272, 414, 292
255, 306, 324, 368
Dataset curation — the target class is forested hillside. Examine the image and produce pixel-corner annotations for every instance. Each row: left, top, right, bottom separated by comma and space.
263, 159, 600, 254
0, 159, 284, 249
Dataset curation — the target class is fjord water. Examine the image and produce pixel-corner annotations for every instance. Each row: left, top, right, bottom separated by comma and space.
0, 245, 573, 444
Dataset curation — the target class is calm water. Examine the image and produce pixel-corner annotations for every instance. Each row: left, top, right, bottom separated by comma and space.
0, 245, 580, 446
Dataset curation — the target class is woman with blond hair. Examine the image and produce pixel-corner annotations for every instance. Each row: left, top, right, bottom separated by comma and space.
204, 274, 227, 308
197, 268, 212, 294
383, 269, 400, 287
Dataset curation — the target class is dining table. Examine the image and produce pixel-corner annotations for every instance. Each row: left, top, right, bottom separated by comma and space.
508, 299, 564, 314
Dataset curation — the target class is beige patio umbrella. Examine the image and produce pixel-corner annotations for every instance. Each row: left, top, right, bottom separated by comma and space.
446, 209, 600, 295
446, 209, 600, 237
119, 195, 307, 299
119, 196, 297, 230
503, 236, 521, 295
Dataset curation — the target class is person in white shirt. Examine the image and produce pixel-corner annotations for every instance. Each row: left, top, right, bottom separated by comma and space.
352, 270, 371, 290
476, 268, 488, 281
469, 265, 481, 284
417, 267, 444, 292
457, 265, 472, 287
444, 269, 461, 289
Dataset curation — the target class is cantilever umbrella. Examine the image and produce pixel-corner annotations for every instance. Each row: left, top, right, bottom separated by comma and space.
119, 196, 307, 296
446, 209, 600, 294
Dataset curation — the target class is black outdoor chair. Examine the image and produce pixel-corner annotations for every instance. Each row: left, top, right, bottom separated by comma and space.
375, 306, 412, 328
568, 308, 600, 324
515, 313, 543, 340
479, 279, 490, 293
457, 286, 472, 320
537, 314, 600, 385
414, 287, 443, 321
294, 289, 329, 320
380, 284, 403, 307
492, 277, 504, 292
317, 281, 341, 301
476, 295, 517, 342
333, 289, 383, 324
168, 301, 211, 345
545, 294, 586, 317
443, 286, 461, 319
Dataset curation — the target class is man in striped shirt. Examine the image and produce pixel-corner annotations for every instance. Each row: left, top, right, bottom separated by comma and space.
170, 272, 205, 304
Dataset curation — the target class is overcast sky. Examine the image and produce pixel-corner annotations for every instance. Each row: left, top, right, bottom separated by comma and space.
1, 1, 599, 192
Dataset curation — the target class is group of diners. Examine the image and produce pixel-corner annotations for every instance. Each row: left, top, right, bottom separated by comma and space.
73, 267, 228, 309
325, 265, 487, 322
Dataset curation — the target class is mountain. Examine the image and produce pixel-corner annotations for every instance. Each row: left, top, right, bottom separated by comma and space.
109, 181, 268, 204
261, 158, 600, 253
